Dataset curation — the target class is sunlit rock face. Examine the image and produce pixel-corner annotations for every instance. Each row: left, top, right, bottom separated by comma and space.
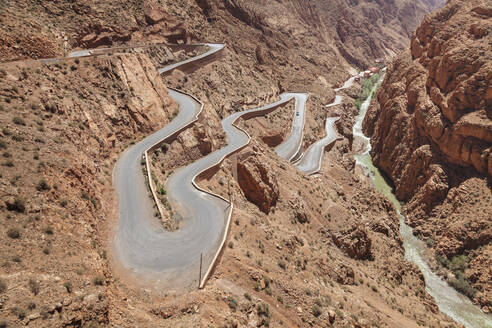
363, 0, 492, 309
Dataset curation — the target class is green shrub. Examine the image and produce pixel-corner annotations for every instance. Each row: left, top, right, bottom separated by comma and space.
278, 260, 286, 270
28, 279, 40, 295
93, 276, 104, 286
312, 304, 322, 317
36, 179, 50, 191
12, 307, 26, 319
82, 192, 97, 208
6, 197, 25, 212
11, 134, 23, 142
0, 278, 7, 293
257, 302, 270, 318
64, 281, 73, 293
44, 226, 54, 235
12, 117, 26, 125
7, 228, 20, 239
437, 254, 476, 299
436, 254, 450, 268
354, 98, 362, 109
449, 255, 468, 272
449, 275, 477, 299
244, 293, 252, 301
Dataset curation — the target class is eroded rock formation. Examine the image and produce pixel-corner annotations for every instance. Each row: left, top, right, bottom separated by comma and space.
332, 225, 373, 260
363, 0, 491, 308
237, 153, 279, 214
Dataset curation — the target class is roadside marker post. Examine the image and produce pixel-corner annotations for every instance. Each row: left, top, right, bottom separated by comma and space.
199, 253, 203, 289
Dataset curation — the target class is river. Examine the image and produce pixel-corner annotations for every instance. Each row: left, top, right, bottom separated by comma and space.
353, 74, 492, 328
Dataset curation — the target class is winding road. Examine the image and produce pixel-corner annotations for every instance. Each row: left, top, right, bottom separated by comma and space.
292, 72, 364, 174
158, 43, 224, 74
112, 43, 310, 289
274, 93, 309, 162
294, 117, 340, 175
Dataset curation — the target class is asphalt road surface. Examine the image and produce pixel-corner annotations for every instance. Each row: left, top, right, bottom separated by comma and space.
114, 47, 304, 288
294, 117, 340, 175
293, 72, 365, 174
274, 93, 309, 162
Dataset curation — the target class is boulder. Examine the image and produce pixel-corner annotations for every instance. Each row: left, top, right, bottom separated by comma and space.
332, 225, 373, 260
237, 153, 279, 214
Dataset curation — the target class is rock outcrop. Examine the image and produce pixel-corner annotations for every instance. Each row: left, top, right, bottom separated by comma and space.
237, 153, 279, 214
332, 225, 373, 260
363, 0, 491, 308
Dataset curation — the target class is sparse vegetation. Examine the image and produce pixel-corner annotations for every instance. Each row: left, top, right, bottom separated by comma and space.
6, 197, 25, 212
2, 160, 13, 167
12, 116, 26, 125
257, 302, 270, 318
7, 228, 20, 239
355, 73, 381, 109
93, 276, 104, 286
226, 296, 237, 311
82, 191, 97, 208
437, 254, 477, 298
28, 278, 40, 295
12, 306, 26, 320
36, 178, 51, 191
0, 278, 7, 293
64, 281, 73, 293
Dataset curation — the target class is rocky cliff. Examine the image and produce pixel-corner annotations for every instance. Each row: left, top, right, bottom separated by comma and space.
0, 53, 178, 326
0, 0, 443, 69
363, 0, 491, 309
311, 0, 446, 67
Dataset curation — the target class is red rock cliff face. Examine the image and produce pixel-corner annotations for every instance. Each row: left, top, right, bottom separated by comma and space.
312, 0, 446, 67
363, 0, 492, 308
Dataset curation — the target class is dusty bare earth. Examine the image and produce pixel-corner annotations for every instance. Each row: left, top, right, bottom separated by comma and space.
0, 0, 469, 327
363, 0, 491, 312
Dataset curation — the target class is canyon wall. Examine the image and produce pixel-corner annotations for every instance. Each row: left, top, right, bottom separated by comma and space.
363, 0, 491, 309
0, 0, 463, 327
1, 0, 443, 69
